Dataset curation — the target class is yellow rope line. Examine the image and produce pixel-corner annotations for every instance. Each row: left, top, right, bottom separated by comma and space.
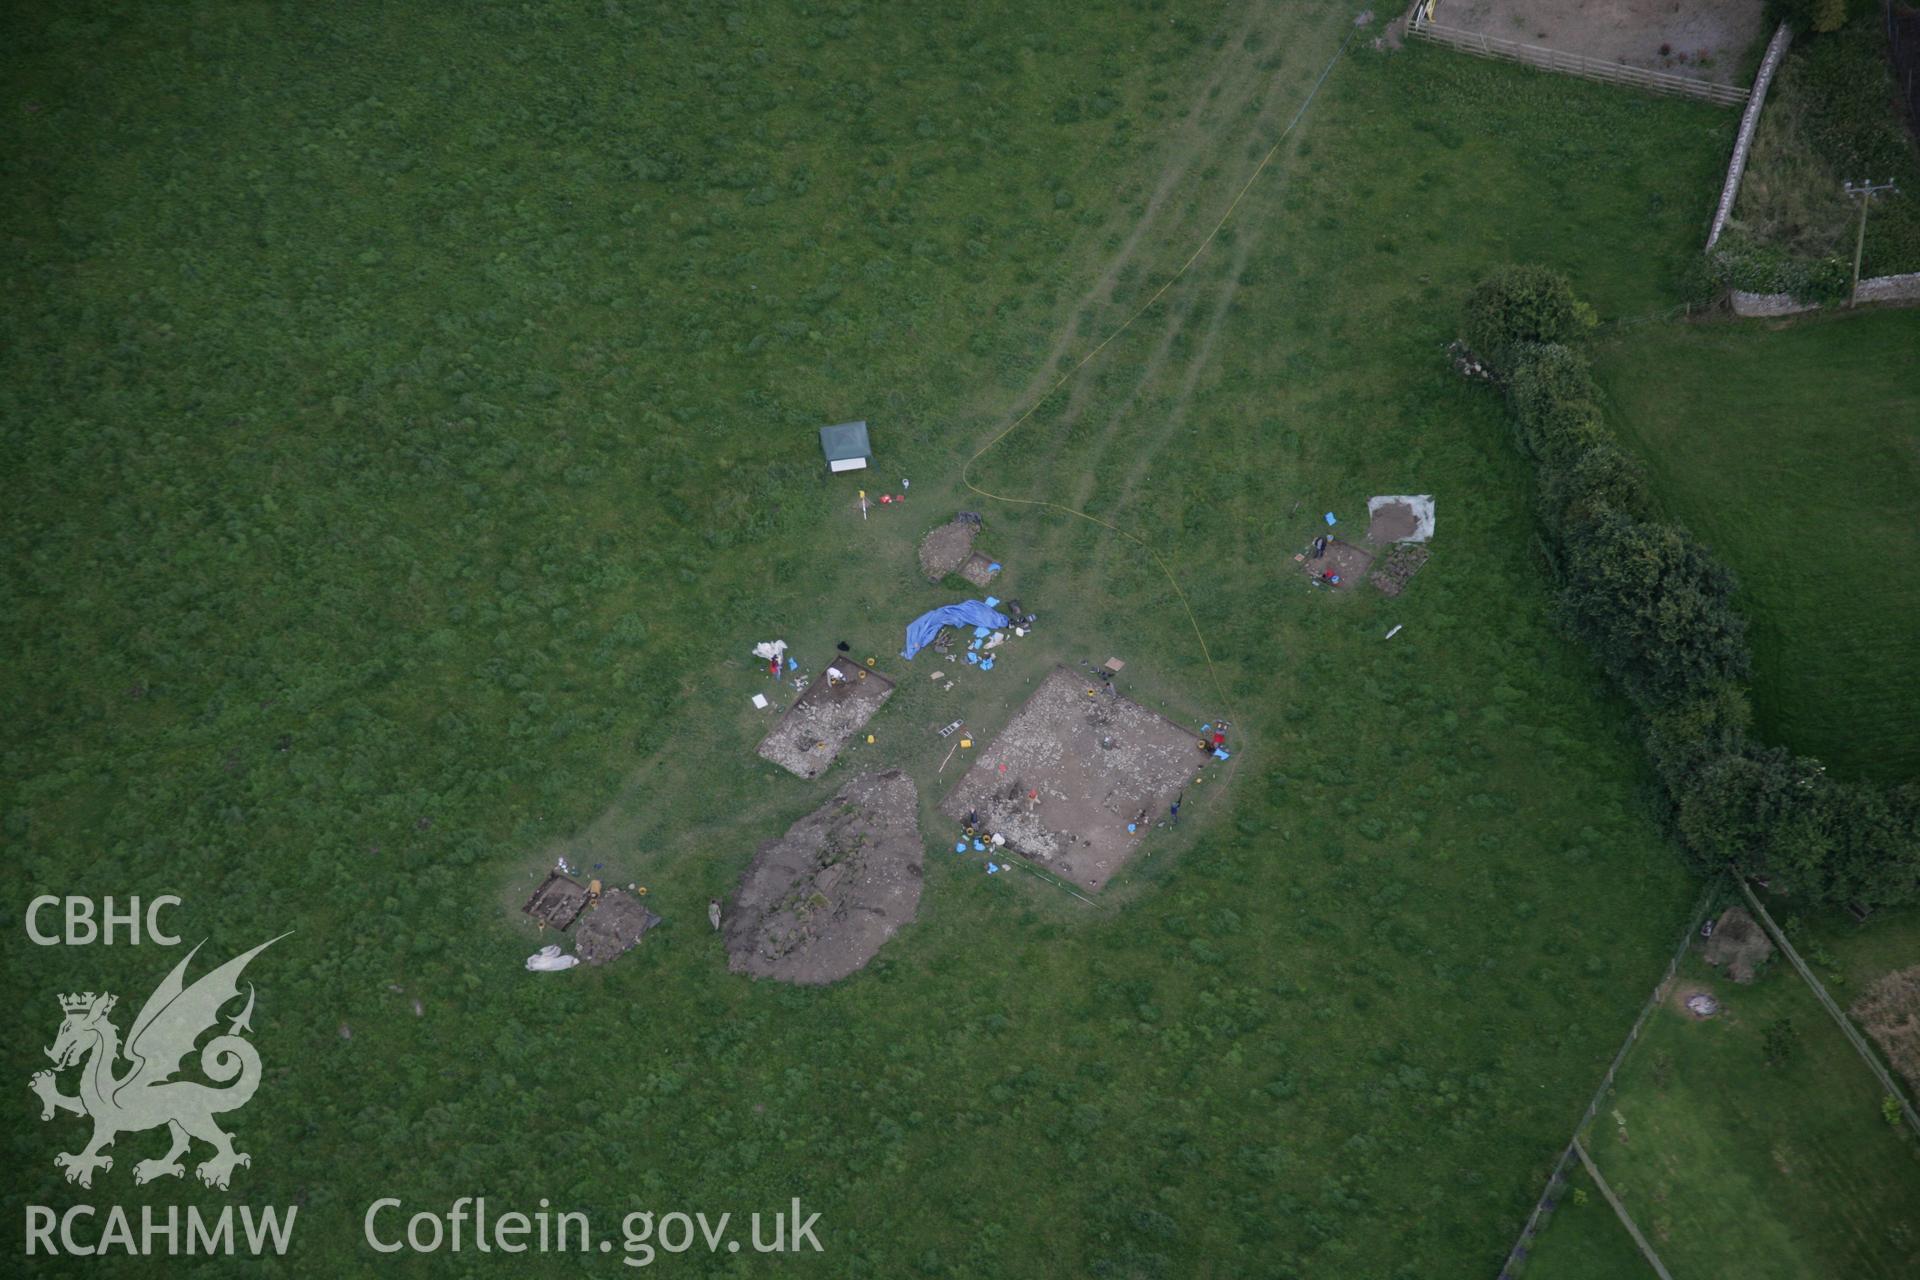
960, 28, 1356, 713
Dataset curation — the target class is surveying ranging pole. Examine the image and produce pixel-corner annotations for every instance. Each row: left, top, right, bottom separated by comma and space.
1842, 178, 1899, 308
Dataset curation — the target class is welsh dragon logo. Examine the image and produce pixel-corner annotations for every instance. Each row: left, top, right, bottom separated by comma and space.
29, 936, 285, 1190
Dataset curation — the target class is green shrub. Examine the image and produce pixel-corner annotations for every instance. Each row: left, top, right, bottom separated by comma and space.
1642, 681, 1754, 791
1762, 1017, 1801, 1066
1533, 401, 1615, 469
1673, 745, 1919, 901
1814, 783, 1920, 908
1767, 0, 1865, 33
1535, 441, 1650, 532
1675, 747, 1810, 873
1796, 21, 1915, 179
1464, 265, 1918, 908
1460, 265, 1596, 374
1557, 511, 1751, 711
1707, 233, 1851, 303
1734, 11, 1920, 276
1506, 343, 1601, 457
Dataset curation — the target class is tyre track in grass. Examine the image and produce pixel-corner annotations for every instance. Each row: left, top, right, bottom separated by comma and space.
968, 0, 1277, 491
1079, 194, 1260, 597
545, 8, 1359, 899
955, 16, 1358, 862
1008, 32, 1328, 690
956, 14, 1351, 694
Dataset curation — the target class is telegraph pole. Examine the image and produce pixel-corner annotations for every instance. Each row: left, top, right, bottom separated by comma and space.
1843, 178, 1898, 308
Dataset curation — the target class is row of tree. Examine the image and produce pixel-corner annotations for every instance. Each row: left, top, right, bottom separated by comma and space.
1463, 266, 1920, 906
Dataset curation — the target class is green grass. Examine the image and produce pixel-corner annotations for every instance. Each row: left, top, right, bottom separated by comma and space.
1774, 898, 1920, 1097
1520, 1161, 1657, 1280
1591, 309, 1920, 783
1731, 13, 1920, 278
1572, 951, 1920, 1279
2, 5, 1762, 1275
1775, 898, 1920, 995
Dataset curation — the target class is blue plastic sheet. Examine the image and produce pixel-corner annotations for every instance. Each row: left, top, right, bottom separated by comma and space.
902, 601, 1011, 660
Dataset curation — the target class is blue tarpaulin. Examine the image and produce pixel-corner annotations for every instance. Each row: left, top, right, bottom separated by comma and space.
901, 600, 1010, 659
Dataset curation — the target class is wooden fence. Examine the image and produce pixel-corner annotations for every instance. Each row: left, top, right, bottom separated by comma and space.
1496, 880, 1722, 1278
1736, 879, 1920, 1138
1409, 18, 1750, 107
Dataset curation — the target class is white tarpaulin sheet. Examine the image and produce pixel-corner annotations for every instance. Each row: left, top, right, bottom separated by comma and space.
1366, 495, 1435, 543
526, 944, 579, 972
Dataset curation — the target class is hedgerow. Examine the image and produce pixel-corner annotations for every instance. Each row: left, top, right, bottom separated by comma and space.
1460, 264, 1597, 373
1465, 267, 1920, 905
1705, 232, 1852, 304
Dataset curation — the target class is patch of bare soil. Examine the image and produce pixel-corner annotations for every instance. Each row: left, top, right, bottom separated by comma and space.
755, 658, 894, 779
1302, 538, 1374, 590
523, 872, 590, 930
574, 890, 661, 966
1432, 0, 1766, 85
957, 552, 1002, 588
1370, 544, 1430, 597
724, 770, 923, 985
1851, 964, 1920, 1092
918, 517, 979, 581
1700, 905, 1775, 983
1366, 500, 1421, 543
938, 667, 1204, 891
1656, 973, 1721, 1018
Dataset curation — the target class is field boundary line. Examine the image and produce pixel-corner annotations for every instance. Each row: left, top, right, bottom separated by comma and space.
999, 849, 1105, 909
1705, 22, 1793, 250
959, 17, 1362, 716
1407, 13, 1749, 106
1735, 878, 1920, 1137
1571, 1137, 1675, 1280
1497, 878, 1719, 1278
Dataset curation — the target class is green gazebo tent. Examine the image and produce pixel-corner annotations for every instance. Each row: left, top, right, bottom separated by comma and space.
818, 420, 872, 473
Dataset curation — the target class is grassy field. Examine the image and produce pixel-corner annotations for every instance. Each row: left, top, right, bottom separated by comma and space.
1557, 950, 1920, 1279
1592, 309, 1920, 784
1517, 1161, 1656, 1280
1775, 898, 1920, 1095
1731, 10, 1920, 278
3, 4, 1759, 1274
1787, 903, 1920, 996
